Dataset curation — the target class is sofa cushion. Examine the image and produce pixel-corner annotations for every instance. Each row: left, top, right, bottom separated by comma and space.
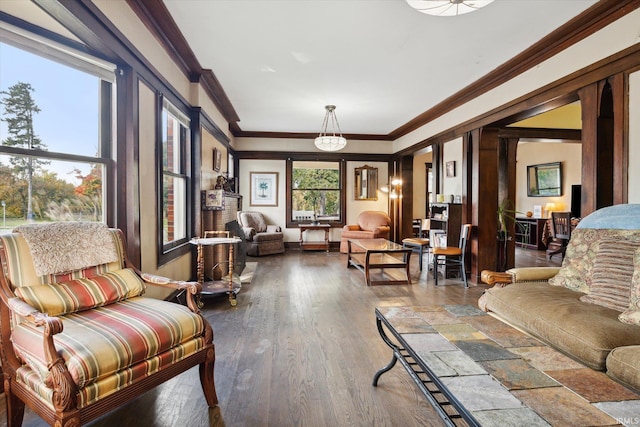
14, 268, 145, 316
580, 240, 638, 312
11, 297, 205, 390
549, 228, 640, 293
481, 282, 640, 370
606, 345, 640, 391
618, 246, 640, 325
239, 212, 267, 233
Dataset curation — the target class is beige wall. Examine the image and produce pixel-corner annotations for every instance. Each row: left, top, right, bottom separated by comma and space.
442, 138, 464, 198
413, 150, 433, 220
238, 159, 390, 243
515, 142, 582, 216
201, 129, 228, 191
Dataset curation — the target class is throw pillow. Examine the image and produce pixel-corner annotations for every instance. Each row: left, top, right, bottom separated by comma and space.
619, 247, 640, 325
14, 268, 145, 316
580, 240, 638, 312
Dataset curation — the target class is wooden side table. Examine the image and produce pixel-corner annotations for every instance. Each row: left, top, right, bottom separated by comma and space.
298, 223, 331, 252
190, 236, 242, 306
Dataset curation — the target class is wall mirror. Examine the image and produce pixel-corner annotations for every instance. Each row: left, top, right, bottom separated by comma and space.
354, 165, 378, 200
527, 162, 562, 197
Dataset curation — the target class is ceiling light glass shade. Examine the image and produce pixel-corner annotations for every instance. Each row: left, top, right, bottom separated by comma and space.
315, 105, 347, 151
405, 0, 494, 16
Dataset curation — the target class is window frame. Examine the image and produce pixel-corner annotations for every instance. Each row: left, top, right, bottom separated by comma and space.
286, 158, 346, 228
157, 94, 192, 263
0, 36, 115, 225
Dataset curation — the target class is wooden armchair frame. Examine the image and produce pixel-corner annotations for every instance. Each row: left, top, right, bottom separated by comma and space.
0, 229, 217, 427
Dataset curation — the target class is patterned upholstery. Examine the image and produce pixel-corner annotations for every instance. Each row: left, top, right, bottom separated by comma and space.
14, 268, 145, 316
0, 224, 217, 425
11, 297, 204, 391
237, 211, 285, 256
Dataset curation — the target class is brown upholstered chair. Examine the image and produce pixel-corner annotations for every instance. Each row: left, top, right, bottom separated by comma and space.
547, 211, 572, 260
339, 211, 391, 253
237, 211, 285, 256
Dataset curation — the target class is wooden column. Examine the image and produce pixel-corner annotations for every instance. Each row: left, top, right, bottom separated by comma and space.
470, 127, 500, 282
578, 73, 627, 216
498, 137, 519, 270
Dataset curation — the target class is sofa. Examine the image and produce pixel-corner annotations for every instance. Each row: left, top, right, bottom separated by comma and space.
0, 222, 217, 426
479, 204, 640, 391
237, 211, 285, 256
339, 211, 391, 253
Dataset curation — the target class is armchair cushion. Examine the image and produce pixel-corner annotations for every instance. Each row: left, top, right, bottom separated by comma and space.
356, 211, 391, 232
239, 212, 267, 233
11, 297, 205, 393
340, 211, 391, 253
14, 268, 145, 317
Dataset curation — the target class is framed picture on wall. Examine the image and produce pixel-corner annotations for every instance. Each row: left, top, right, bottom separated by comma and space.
213, 148, 222, 172
250, 172, 278, 206
446, 161, 456, 177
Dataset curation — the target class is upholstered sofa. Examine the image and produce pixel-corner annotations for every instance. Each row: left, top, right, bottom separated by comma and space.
0, 222, 217, 426
479, 204, 640, 391
339, 211, 391, 253
237, 211, 285, 256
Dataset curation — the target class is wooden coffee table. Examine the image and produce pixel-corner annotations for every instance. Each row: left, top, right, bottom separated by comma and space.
373, 305, 640, 426
347, 238, 412, 286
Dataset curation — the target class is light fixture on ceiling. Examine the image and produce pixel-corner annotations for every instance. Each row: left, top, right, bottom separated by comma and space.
314, 105, 347, 152
405, 0, 494, 16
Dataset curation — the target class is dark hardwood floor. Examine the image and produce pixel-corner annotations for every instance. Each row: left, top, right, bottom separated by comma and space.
0, 247, 555, 427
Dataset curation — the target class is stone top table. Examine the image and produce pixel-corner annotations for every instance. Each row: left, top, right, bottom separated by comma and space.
373, 305, 640, 426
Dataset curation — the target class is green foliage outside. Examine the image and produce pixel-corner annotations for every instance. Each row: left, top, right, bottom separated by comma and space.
0, 81, 103, 227
292, 167, 340, 215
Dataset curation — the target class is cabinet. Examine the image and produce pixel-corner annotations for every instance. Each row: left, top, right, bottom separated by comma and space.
515, 217, 547, 250
430, 203, 462, 278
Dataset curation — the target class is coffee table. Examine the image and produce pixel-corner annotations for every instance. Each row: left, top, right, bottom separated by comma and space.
347, 238, 412, 286
373, 305, 640, 426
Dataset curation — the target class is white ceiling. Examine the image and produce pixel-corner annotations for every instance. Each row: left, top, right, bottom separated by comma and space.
163, 1, 598, 136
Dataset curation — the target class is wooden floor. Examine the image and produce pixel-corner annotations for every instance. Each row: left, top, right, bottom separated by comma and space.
1, 247, 556, 427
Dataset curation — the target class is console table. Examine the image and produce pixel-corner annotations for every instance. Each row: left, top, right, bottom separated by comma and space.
374, 305, 640, 426
298, 223, 330, 252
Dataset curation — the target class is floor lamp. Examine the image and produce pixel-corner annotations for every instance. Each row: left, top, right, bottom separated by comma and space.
389, 178, 403, 242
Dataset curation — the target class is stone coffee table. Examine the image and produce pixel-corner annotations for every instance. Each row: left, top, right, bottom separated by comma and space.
373, 305, 640, 426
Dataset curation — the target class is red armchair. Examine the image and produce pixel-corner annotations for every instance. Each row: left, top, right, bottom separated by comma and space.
339, 211, 391, 253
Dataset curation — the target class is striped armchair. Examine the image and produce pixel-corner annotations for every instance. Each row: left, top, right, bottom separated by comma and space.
0, 222, 217, 426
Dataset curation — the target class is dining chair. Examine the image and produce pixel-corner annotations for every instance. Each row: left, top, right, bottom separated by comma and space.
402, 219, 431, 271
547, 211, 572, 260
432, 223, 472, 287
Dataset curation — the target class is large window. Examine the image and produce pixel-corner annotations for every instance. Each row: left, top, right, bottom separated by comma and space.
0, 34, 114, 230
288, 160, 344, 226
160, 98, 189, 252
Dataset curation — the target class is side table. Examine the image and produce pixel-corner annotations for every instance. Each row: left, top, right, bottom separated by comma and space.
298, 223, 331, 252
190, 236, 242, 306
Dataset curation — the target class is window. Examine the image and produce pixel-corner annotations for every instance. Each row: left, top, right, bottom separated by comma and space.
0, 35, 114, 228
288, 160, 344, 226
160, 98, 189, 252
